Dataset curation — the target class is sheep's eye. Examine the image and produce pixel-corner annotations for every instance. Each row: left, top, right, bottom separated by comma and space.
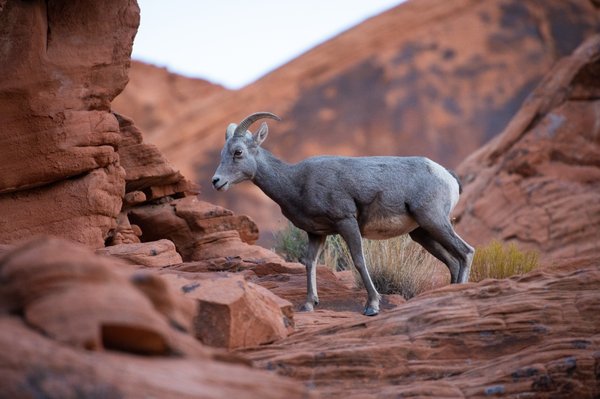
233, 149, 243, 158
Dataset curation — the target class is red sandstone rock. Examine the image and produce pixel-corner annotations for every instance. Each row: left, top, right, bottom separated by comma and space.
0, 237, 202, 356
0, 165, 125, 248
115, 113, 194, 197
105, 212, 142, 245
123, 190, 147, 206
97, 239, 183, 267
0, 238, 309, 399
128, 196, 269, 262
0, 0, 138, 246
128, 271, 196, 335
251, 265, 364, 310
454, 35, 600, 266
112, 60, 226, 140
158, 272, 293, 349
243, 265, 600, 398
0, 316, 309, 399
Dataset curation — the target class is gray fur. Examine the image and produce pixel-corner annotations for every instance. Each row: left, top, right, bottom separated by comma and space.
212, 113, 474, 316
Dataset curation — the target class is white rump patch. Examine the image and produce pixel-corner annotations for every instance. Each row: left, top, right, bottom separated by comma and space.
427, 159, 460, 211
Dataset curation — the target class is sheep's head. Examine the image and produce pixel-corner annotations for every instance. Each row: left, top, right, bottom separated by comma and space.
212, 112, 280, 191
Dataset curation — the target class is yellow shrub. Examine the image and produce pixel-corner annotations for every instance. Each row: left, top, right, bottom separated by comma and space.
471, 240, 539, 282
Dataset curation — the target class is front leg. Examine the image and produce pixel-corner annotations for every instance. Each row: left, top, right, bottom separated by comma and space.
300, 233, 326, 312
337, 218, 381, 316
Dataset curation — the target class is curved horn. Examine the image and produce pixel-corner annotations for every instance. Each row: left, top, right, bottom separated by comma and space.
233, 112, 281, 137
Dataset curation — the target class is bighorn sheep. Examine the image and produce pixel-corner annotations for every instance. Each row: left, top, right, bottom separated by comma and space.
212, 112, 474, 316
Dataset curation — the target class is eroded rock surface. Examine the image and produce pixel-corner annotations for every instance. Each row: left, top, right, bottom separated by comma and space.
455, 34, 600, 266
0, 237, 310, 398
243, 266, 600, 398
0, 0, 139, 247
159, 272, 293, 349
128, 195, 270, 263
112, 60, 226, 140
96, 239, 183, 268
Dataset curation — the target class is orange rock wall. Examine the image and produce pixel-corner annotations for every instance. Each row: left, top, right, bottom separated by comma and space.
0, 0, 139, 247
455, 35, 600, 265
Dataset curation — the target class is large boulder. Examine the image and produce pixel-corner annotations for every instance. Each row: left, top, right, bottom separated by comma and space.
0, 237, 200, 355
160, 272, 294, 349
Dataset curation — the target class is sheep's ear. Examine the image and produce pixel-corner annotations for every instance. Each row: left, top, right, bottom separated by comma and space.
225, 123, 237, 140
253, 122, 268, 146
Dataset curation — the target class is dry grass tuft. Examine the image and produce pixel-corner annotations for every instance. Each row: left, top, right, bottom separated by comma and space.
470, 240, 539, 282
343, 235, 439, 299
273, 224, 439, 300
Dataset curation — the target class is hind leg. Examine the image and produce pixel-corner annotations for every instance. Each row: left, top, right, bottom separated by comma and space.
411, 212, 474, 284
409, 227, 461, 283
455, 231, 473, 283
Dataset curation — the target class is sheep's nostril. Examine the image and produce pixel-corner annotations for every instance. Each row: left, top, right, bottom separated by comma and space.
212, 177, 220, 186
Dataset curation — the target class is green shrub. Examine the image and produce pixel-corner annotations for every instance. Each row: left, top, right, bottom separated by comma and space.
272, 222, 307, 262
272, 222, 350, 269
470, 240, 539, 282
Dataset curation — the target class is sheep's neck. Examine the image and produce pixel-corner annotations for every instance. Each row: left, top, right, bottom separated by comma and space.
252, 149, 299, 207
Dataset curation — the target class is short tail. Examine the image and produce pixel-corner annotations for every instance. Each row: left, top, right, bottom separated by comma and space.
446, 169, 463, 194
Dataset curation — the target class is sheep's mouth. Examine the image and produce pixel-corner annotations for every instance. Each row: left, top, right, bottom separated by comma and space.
215, 181, 228, 191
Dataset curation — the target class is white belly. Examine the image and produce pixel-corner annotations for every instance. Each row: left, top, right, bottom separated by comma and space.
361, 214, 419, 240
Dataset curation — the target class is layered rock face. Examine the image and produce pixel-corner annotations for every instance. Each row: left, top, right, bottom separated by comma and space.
112, 61, 226, 142
115, 0, 600, 237
244, 266, 600, 398
0, 0, 139, 247
0, 238, 309, 398
454, 35, 600, 266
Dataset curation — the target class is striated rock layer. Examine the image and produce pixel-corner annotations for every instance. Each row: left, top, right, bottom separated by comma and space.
112, 61, 226, 142
0, 0, 139, 247
118, 0, 600, 238
244, 266, 600, 398
0, 238, 309, 399
454, 34, 600, 266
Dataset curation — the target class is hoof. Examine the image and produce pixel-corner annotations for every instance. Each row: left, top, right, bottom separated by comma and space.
363, 306, 379, 316
299, 303, 314, 312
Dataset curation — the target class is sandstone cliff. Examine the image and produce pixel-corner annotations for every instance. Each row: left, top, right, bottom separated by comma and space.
112, 61, 226, 142
0, 0, 139, 247
455, 34, 600, 267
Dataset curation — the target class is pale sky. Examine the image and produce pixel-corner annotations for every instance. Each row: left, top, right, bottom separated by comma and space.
133, 1, 405, 89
